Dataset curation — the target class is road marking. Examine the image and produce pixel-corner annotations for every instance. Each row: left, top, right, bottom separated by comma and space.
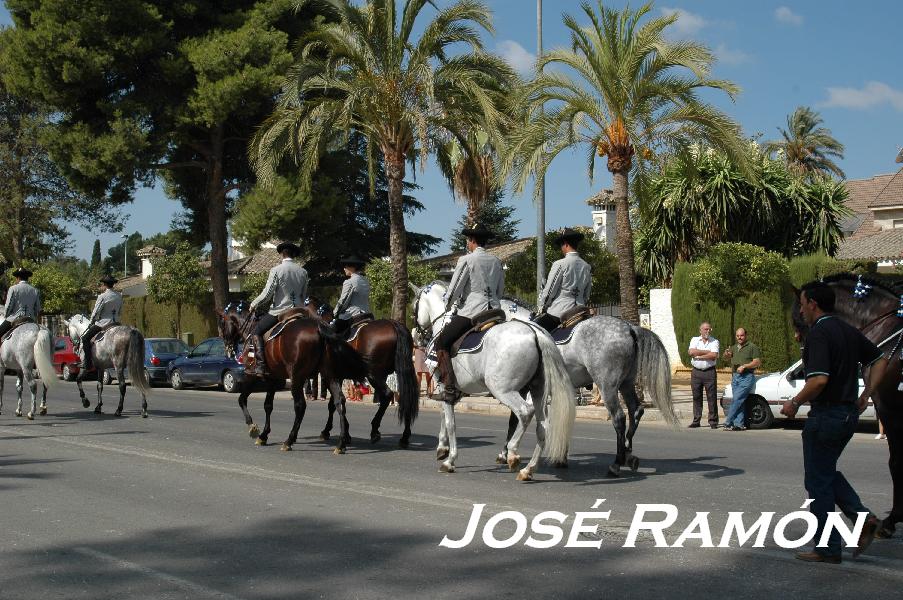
73, 546, 246, 600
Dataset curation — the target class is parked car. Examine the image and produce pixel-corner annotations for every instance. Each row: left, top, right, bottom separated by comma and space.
720, 359, 875, 429
104, 338, 189, 386
166, 337, 247, 393
52, 336, 80, 381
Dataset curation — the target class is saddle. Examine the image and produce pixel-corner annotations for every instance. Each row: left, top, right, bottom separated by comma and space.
550, 306, 594, 345
1, 316, 34, 342
450, 309, 506, 356
277, 307, 310, 322
345, 313, 375, 343
89, 322, 119, 344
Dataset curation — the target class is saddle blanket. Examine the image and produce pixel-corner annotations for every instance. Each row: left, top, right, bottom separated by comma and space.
551, 326, 576, 345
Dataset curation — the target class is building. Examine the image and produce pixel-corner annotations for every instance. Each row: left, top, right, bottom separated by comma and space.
836, 169, 903, 271
586, 189, 617, 252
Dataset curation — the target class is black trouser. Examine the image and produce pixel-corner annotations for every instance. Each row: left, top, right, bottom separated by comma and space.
81, 324, 102, 370
433, 315, 473, 399
0, 319, 12, 340
333, 317, 351, 338
690, 367, 718, 425
885, 412, 903, 525
253, 313, 278, 370
533, 313, 561, 333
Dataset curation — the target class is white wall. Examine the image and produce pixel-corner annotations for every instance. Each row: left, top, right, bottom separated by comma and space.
649, 288, 684, 370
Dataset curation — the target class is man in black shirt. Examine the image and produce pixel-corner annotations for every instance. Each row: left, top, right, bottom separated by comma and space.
782, 281, 889, 563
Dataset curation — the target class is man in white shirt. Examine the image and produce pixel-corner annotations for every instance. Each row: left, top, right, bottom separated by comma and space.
688, 321, 720, 428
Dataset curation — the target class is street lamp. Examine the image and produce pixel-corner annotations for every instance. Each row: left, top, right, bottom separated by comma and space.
121, 233, 129, 277
536, 0, 546, 298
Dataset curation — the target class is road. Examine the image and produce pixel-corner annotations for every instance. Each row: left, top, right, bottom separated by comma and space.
0, 377, 900, 599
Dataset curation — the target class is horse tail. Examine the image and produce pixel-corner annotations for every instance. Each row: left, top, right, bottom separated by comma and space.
532, 327, 575, 464
34, 327, 59, 390
128, 328, 151, 395
318, 323, 368, 383
390, 321, 419, 426
633, 326, 678, 427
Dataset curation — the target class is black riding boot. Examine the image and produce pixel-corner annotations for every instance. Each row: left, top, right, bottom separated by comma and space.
436, 350, 462, 403
250, 334, 268, 376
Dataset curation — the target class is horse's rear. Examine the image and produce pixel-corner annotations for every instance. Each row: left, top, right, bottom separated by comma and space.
0, 322, 57, 419
76, 325, 150, 418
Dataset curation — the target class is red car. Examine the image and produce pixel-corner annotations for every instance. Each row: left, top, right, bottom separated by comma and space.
52, 336, 81, 381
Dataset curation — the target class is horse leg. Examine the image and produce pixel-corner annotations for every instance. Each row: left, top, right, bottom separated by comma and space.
115, 366, 127, 417
257, 387, 276, 446
328, 379, 350, 454
438, 402, 458, 473
620, 378, 644, 472
599, 382, 627, 478
75, 371, 90, 408
95, 375, 104, 414
40, 383, 47, 415
519, 381, 548, 482
281, 379, 307, 451
436, 408, 450, 461
0, 370, 4, 414
25, 369, 38, 420
320, 393, 336, 441
499, 393, 534, 473
497, 411, 519, 464
237, 385, 259, 439
15, 373, 23, 417
370, 378, 390, 444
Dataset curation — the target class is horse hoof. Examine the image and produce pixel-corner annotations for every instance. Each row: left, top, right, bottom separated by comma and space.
319, 432, 330, 441
398, 439, 410, 449
26, 413, 34, 421
248, 425, 260, 439
437, 447, 449, 461
39, 407, 47, 416
114, 410, 122, 417
495, 454, 507, 464
81, 399, 90, 408
15, 410, 22, 417
142, 411, 148, 419
507, 455, 521, 472
607, 465, 621, 478
333, 447, 346, 455
628, 456, 640, 472
281, 443, 292, 452
94, 407, 102, 415
255, 438, 267, 446
438, 462, 455, 473
516, 469, 533, 482
370, 432, 381, 444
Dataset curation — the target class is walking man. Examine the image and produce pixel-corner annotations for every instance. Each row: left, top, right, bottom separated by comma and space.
723, 328, 761, 431
781, 281, 889, 563
688, 321, 720, 428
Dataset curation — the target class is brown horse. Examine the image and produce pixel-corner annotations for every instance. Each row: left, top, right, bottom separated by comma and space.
305, 296, 419, 448
218, 302, 368, 453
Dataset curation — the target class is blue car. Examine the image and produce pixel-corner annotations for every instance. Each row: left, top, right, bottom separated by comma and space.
166, 337, 246, 393
104, 338, 189, 386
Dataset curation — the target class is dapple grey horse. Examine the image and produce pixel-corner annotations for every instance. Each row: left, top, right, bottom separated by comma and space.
65, 315, 151, 417
411, 282, 576, 481
468, 289, 679, 477
0, 319, 58, 419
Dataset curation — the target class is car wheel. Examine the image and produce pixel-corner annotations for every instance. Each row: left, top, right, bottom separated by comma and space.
171, 369, 184, 391
746, 395, 774, 429
62, 364, 74, 382
222, 370, 238, 393
102, 370, 113, 385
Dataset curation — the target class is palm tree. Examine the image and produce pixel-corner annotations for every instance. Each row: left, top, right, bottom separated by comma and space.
436, 130, 497, 225
503, 1, 748, 324
765, 106, 845, 179
251, 0, 515, 320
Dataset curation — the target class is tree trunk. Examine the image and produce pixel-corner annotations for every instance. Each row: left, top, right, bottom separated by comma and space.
612, 169, 639, 325
175, 301, 182, 339
384, 150, 409, 322
205, 126, 230, 310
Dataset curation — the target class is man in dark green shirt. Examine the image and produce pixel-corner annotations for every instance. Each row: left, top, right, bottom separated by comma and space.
723, 328, 762, 430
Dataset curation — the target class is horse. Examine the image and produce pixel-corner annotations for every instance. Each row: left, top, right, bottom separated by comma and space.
64, 315, 151, 417
0, 319, 58, 419
303, 296, 419, 448
489, 292, 679, 477
218, 303, 368, 453
411, 282, 576, 480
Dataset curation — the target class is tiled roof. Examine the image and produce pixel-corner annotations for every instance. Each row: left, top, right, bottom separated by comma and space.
199, 248, 282, 276
113, 274, 145, 291
136, 245, 166, 256
844, 172, 897, 238
869, 168, 903, 209
836, 228, 903, 262
423, 237, 535, 270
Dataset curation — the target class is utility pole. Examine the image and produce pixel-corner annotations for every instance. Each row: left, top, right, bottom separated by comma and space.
121, 233, 129, 277
536, 0, 546, 298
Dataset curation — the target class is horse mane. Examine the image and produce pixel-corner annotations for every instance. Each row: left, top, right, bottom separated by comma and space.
820, 272, 902, 297
501, 295, 535, 311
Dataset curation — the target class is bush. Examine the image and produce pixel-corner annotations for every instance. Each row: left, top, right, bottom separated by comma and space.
119, 295, 218, 341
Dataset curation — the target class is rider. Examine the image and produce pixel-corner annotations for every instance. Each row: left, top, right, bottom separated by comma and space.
247, 241, 309, 376
331, 255, 370, 338
433, 223, 503, 403
79, 275, 123, 371
0, 267, 41, 343
533, 228, 592, 332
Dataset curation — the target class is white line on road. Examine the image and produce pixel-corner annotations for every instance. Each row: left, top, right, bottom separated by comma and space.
74, 546, 246, 600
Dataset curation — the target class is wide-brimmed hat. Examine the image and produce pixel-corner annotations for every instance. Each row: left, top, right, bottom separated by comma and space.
275, 241, 301, 257
553, 228, 585, 247
339, 255, 366, 267
100, 275, 118, 287
12, 267, 32, 279
461, 223, 494, 243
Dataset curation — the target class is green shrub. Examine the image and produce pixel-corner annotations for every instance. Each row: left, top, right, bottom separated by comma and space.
120, 295, 217, 340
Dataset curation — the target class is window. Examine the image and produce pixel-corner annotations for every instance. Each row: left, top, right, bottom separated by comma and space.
151, 340, 189, 354
192, 341, 213, 357
54, 339, 67, 351
893, 219, 903, 229
209, 340, 226, 357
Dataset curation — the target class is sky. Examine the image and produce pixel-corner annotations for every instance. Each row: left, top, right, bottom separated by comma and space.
3, 1, 903, 262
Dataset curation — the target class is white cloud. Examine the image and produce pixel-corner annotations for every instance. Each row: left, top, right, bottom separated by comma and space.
714, 44, 752, 66
660, 7, 708, 36
496, 40, 535, 75
774, 7, 804, 25
821, 81, 903, 111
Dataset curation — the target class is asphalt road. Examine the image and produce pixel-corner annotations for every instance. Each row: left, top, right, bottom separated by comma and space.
1, 377, 900, 599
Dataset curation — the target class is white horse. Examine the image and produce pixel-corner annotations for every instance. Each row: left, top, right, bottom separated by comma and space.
411, 282, 575, 480
495, 293, 679, 477
0, 318, 58, 419
64, 315, 150, 417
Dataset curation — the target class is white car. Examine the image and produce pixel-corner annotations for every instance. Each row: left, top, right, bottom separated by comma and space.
720, 359, 875, 429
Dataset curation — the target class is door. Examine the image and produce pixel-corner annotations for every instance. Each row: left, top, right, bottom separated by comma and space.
183, 340, 213, 383
198, 339, 228, 384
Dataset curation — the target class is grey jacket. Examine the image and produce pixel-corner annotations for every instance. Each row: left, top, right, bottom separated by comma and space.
89, 289, 123, 327
251, 259, 309, 317
444, 247, 504, 318
334, 273, 371, 319
4, 281, 41, 320
538, 252, 592, 318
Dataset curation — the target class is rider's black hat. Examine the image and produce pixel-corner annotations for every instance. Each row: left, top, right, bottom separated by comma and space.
100, 275, 118, 287
553, 228, 585, 247
275, 241, 301, 258
339, 255, 366, 268
12, 267, 32, 279
461, 223, 494, 244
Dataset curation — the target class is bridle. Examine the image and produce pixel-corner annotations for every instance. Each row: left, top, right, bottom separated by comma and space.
412, 285, 447, 342
220, 302, 255, 358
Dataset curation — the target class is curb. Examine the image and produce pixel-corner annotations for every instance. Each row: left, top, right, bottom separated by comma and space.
417, 396, 687, 423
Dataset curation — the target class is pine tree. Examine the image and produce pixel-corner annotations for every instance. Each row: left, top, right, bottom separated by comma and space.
449, 191, 521, 253
90, 240, 101, 268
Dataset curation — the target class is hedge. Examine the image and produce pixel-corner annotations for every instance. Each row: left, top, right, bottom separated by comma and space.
120, 294, 218, 341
